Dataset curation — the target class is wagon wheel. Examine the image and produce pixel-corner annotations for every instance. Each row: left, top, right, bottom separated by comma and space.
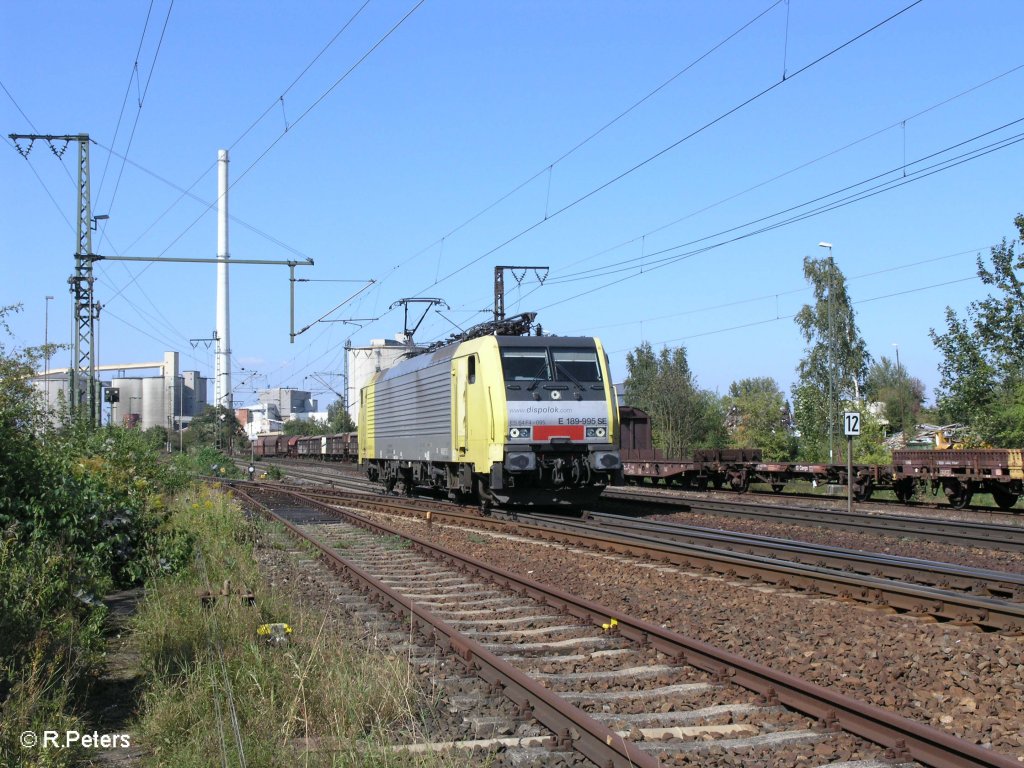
729, 473, 750, 494
893, 479, 915, 503
771, 483, 785, 494
943, 479, 973, 509
990, 486, 1020, 511
853, 477, 874, 502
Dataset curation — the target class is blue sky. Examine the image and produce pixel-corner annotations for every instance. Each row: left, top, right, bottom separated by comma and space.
3, 1, 1022, 409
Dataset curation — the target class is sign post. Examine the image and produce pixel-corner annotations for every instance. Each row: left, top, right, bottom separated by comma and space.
843, 412, 861, 514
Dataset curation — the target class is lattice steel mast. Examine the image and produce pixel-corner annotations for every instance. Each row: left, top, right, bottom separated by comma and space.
10, 133, 99, 425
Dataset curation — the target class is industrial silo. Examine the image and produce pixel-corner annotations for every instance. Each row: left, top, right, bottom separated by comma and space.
112, 378, 143, 426
142, 377, 164, 431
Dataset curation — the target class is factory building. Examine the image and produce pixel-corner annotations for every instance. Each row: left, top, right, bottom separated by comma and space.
31, 351, 208, 431
108, 352, 208, 431
258, 388, 317, 421
346, 337, 423, 425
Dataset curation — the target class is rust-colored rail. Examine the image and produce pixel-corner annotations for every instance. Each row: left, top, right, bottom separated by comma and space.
229, 482, 1019, 768
274, 483, 1024, 631
232, 485, 657, 768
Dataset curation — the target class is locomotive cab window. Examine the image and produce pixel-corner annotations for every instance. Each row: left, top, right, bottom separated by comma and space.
468, 355, 476, 384
551, 348, 602, 382
500, 348, 551, 382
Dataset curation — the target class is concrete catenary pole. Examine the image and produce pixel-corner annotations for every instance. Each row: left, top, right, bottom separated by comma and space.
215, 149, 232, 411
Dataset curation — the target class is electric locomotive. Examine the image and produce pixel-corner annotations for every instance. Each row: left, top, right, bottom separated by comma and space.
358, 314, 622, 508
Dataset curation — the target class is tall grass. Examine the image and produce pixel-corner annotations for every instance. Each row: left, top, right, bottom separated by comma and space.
134, 487, 465, 767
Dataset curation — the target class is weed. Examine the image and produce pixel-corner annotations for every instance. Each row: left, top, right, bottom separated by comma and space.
133, 487, 468, 767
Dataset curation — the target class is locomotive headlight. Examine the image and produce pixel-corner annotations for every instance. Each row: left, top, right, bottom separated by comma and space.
585, 426, 607, 438
509, 427, 531, 439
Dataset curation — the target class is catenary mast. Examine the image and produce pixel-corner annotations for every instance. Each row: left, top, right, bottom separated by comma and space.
215, 149, 232, 410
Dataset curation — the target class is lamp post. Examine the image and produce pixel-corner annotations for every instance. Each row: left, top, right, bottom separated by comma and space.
818, 241, 834, 464
892, 342, 905, 439
44, 295, 54, 406
179, 375, 184, 452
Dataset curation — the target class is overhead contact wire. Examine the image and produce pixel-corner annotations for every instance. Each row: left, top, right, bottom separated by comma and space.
421, 0, 925, 294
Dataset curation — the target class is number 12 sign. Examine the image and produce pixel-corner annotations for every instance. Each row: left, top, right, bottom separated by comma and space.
843, 412, 861, 437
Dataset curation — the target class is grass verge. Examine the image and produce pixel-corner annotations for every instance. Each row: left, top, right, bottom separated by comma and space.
134, 485, 464, 767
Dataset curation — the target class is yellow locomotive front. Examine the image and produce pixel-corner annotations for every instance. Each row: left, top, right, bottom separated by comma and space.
488, 335, 622, 507
359, 328, 621, 510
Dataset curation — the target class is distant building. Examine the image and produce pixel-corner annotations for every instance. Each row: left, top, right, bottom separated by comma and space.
239, 403, 284, 440
258, 388, 317, 421
32, 350, 208, 431
346, 337, 422, 425
108, 352, 208, 431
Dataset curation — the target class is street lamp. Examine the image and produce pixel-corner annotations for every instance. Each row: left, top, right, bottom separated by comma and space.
44, 295, 54, 406
178, 375, 185, 452
892, 342, 905, 439
818, 241, 834, 464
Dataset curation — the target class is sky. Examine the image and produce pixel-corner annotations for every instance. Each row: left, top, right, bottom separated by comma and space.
3, 1, 1023, 411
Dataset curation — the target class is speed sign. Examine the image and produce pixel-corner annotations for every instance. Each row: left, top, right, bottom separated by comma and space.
843, 412, 861, 437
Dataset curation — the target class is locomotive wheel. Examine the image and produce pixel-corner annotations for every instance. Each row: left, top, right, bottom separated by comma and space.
991, 486, 1020, 510
893, 479, 915, 503
943, 479, 973, 509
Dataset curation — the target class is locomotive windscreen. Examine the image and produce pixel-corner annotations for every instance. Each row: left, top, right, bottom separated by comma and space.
499, 345, 602, 382
551, 349, 602, 382
500, 348, 551, 381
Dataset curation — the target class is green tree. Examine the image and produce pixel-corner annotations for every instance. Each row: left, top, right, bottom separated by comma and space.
723, 377, 794, 460
327, 400, 356, 432
186, 405, 247, 452
850, 407, 891, 465
791, 256, 870, 462
283, 416, 331, 436
930, 214, 1024, 445
623, 342, 726, 457
863, 356, 925, 435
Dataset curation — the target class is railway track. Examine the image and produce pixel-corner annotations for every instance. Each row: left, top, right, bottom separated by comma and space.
602, 487, 1024, 553
228, 482, 1018, 768
519, 510, 1024, 632
285, 485, 1024, 632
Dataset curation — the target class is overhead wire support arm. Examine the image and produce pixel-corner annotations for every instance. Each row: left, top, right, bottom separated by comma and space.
85, 253, 314, 343
292, 279, 375, 342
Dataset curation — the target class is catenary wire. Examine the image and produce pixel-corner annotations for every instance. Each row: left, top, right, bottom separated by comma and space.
615, 275, 979, 354
566, 246, 990, 337
529, 128, 1024, 316
414, 0, 925, 297
369, 0, 786, 289
92, 0, 378, 318
423, 111, 1022, 342
549, 62, 1024, 279
546, 116, 1024, 285
148, 0, 426, 262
